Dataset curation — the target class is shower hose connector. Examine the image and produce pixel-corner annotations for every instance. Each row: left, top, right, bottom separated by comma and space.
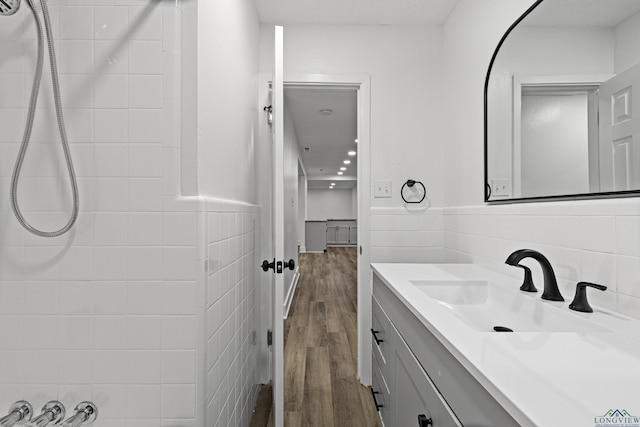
59, 402, 97, 427
24, 401, 64, 427
0, 401, 33, 427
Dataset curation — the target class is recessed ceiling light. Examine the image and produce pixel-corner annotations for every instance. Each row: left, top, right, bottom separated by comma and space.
348, 151, 356, 156
331, 182, 336, 185
319, 109, 333, 116
340, 167, 346, 171
355, 139, 358, 143
343, 160, 351, 164
337, 172, 343, 175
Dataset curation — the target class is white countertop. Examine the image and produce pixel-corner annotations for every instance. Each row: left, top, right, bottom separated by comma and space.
371, 263, 640, 427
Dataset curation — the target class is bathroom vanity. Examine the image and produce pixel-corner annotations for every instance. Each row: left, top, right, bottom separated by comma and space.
371, 263, 640, 426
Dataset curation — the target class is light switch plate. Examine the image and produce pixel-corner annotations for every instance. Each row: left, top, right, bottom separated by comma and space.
374, 181, 392, 198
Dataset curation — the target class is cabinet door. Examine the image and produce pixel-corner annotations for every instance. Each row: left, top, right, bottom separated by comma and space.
349, 226, 357, 244
371, 296, 393, 379
372, 357, 392, 426
326, 226, 337, 244
336, 226, 349, 244
395, 335, 462, 427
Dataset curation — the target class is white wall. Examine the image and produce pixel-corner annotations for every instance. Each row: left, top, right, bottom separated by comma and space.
443, 0, 640, 319
283, 102, 300, 300
261, 24, 446, 262
443, 0, 537, 207
197, 0, 260, 203
615, 10, 640, 73
278, 25, 445, 209
307, 189, 355, 220
195, 0, 263, 426
298, 174, 307, 250
351, 187, 358, 219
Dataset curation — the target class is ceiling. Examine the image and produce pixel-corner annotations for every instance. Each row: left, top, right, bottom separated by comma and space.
285, 87, 358, 190
254, 0, 459, 25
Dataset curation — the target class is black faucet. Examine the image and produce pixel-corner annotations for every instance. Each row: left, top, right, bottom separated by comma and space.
505, 249, 564, 302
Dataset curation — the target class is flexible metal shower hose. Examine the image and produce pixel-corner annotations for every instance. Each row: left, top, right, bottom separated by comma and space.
10, 0, 79, 237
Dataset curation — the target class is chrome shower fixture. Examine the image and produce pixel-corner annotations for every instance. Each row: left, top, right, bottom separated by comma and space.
0, 0, 20, 16
0, 401, 33, 427
10, 0, 80, 237
24, 401, 64, 427
59, 402, 97, 427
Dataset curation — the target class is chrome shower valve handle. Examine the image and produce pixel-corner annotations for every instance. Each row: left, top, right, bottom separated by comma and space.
25, 401, 65, 427
0, 401, 33, 427
60, 402, 97, 427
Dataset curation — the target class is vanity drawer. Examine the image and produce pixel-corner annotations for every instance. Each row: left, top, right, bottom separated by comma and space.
395, 331, 462, 427
372, 356, 392, 427
371, 295, 393, 374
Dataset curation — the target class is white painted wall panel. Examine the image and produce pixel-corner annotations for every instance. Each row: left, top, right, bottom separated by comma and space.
308, 189, 355, 220
198, 0, 260, 203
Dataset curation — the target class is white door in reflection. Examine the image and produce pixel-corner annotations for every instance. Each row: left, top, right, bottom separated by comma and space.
520, 87, 594, 197
599, 62, 640, 192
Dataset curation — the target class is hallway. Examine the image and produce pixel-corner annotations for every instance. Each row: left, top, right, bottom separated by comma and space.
252, 246, 381, 426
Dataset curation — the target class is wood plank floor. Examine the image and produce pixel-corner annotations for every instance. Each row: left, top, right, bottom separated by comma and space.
250, 246, 382, 427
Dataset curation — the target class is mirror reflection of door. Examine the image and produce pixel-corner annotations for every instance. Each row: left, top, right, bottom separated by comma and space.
518, 84, 598, 198
598, 62, 640, 192
485, 0, 640, 201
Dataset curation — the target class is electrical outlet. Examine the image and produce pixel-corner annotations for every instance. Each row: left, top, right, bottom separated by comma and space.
374, 181, 392, 198
491, 179, 511, 197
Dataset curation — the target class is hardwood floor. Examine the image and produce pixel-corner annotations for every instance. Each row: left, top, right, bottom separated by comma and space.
250, 246, 381, 427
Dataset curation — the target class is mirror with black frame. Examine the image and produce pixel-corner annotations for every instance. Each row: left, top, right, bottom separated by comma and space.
485, 0, 640, 202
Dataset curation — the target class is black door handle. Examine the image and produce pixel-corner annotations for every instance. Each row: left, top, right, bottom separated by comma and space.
284, 259, 295, 270
261, 259, 275, 272
418, 414, 433, 426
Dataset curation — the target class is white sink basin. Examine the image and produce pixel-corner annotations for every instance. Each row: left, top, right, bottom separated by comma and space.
411, 280, 611, 333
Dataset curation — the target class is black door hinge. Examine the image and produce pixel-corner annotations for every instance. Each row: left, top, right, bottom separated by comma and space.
267, 329, 273, 346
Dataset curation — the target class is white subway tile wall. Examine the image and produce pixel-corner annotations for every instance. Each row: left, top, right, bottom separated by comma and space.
0, 1, 254, 426
200, 204, 261, 427
442, 199, 640, 319
370, 207, 445, 263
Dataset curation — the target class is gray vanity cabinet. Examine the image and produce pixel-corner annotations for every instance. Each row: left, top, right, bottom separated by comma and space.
394, 335, 460, 427
372, 293, 460, 427
371, 296, 394, 425
372, 274, 519, 427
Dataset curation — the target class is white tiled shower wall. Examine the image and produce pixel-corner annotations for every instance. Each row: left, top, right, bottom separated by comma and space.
0, 1, 262, 426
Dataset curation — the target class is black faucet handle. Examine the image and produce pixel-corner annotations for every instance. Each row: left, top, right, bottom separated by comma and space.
569, 282, 607, 313
517, 265, 537, 293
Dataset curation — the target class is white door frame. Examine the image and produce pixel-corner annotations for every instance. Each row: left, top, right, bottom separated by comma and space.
257, 72, 372, 424
283, 73, 372, 385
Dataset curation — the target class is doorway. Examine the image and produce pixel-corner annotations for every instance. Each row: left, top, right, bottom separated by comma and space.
256, 74, 372, 426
